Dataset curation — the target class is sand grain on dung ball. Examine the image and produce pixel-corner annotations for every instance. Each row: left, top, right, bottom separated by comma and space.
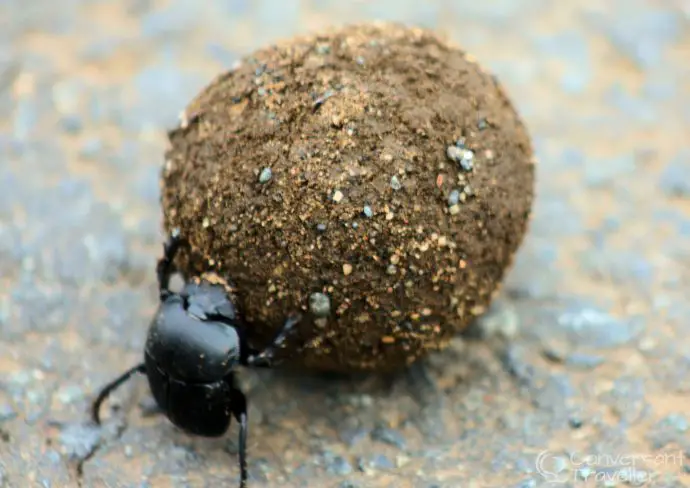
161, 22, 535, 373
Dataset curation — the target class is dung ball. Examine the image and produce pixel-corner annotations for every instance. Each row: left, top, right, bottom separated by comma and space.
161, 22, 535, 373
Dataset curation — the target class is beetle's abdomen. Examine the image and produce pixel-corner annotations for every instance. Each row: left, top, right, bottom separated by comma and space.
166, 377, 232, 437
144, 349, 232, 437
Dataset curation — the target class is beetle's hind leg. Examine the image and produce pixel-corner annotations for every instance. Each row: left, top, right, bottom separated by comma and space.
228, 384, 249, 488
91, 363, 146, 424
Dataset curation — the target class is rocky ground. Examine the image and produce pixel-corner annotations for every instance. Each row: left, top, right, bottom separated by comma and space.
1, 1, 689, 487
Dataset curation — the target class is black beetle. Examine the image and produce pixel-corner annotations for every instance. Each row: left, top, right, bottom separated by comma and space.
91, 228, 302, 487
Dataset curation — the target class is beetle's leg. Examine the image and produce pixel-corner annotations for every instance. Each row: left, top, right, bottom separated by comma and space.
157, 227, 182, 300
244, 314, 302, 368
229, 385, 249, 488
91, 363, 146, 424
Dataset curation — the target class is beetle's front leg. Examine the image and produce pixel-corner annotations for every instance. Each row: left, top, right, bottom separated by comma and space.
157, 228, 182, 300
244, 314, 302, 368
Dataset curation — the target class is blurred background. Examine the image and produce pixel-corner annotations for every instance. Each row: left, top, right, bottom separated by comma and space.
0, 1, 689, 487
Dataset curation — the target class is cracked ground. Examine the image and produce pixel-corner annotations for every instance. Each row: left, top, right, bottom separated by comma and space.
1, 1, 690, 487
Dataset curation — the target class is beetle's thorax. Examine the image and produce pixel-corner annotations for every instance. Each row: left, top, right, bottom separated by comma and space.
145, 292, 242, 383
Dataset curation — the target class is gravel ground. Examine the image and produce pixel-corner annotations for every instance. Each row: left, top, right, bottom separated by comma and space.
1, 1, 689, 487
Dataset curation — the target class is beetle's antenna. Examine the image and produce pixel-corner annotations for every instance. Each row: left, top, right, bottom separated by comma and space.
157, 227, 182, 300
91, 363, 146, 424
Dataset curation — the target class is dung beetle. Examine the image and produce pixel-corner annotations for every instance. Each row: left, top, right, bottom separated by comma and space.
91, 228, 303, 488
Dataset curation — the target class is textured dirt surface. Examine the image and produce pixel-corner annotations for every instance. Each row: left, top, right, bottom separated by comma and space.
162, 22, 535, 373
1, 1, 689, 487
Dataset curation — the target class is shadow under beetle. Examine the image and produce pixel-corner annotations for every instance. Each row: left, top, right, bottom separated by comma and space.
91, 228, 303, 488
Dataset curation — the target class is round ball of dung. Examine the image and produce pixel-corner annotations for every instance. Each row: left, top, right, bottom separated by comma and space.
161, 22, 535, 373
